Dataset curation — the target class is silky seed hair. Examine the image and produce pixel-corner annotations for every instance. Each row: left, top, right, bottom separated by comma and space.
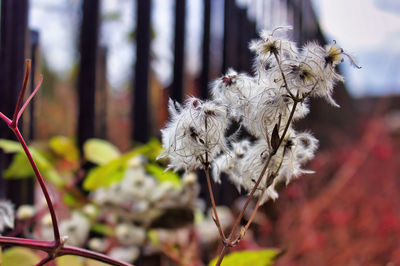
160, 26, 356, 204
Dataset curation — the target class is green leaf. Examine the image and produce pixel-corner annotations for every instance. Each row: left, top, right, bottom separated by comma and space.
83, 158, 127, 191
147, 229, 160, 246
91, 223, 115, 236
49, 136, 79, 162
56, 255, 84, 266
4, 150, 64, 186
145, 163, 181, 188
4, 153, 33, 179
42, 168, 64, 187
208, 249, 280, 266
131, 138, 163, 161
84, 139, 121, 165
85, 259, 110, 266
63, 193, 79, 207
142, 138, 164, 161
3, 148, 64, 187
83, 138, 165, 191
0, 139, 22, 153
2, 247, 41, 266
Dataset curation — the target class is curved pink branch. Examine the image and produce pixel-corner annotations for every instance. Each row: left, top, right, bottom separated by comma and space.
0, 236, 132, 266
0, 60, 133, 266
11, 60, 31, 127
0, 112, 11, 125
17, 74, 43, 122
10, 128, 61, 242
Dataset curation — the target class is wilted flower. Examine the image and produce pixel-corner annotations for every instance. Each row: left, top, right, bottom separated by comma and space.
159, 25, 356, 208
211, 69, 260, 121
159, 98, 229, 172
212, 139, 252, 192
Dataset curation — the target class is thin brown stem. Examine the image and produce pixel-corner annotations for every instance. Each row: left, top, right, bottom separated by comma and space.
273, 52, 295, 99
204, 167, 226, 240
215, 97, 299, 265
243, 190, 265, 233
215, 154, 273, 266
276, 101, 297, 151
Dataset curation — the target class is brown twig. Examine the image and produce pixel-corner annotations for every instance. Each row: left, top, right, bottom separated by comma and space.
204, 167, 227, 241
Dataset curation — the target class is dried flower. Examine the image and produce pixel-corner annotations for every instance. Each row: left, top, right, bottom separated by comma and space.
159, 98, 229, 172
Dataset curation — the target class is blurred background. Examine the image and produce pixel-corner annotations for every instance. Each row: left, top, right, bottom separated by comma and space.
1, 0, 400, 265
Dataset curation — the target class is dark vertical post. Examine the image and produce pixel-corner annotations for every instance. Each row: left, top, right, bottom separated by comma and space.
95, 46, 108, 139
77, 0, 100, 149
0, 0, 28, 202
29, 30, 40, 140
237, 7, 251, 72
17, 30, 40, 206
200, 0, 211, 100
171, 0, 186, 103
133, 0, 152, 143
298, 0, 303, 44
222, 0, 239, 73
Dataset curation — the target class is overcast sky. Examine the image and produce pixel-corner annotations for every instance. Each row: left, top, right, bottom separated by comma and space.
30, 0, 400, 97
312, 0, 400, 96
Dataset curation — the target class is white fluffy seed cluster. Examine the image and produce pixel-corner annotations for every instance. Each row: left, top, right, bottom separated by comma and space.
160, 26, 352, 204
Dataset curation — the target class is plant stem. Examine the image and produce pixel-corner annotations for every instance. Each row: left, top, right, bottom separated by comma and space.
215, 99, 299, 266
0, 236, 131, 266
11, 60, 31, 127
11, 127, 61, 243
243, 190, 265, 233
204, 167, 226, 240
273, 52, 295, 99
215, 154, 273, 266
0, 60, 133, 266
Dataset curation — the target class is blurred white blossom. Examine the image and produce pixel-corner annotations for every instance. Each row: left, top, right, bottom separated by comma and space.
0, 200, 14, 233
59, 212, 90, 247
16, 205, 35, 220
108, 246, 140, 263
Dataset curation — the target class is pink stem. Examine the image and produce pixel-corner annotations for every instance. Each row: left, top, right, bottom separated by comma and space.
0, 112, 11, 125
17, 75, 43, 122
10, 127, 61, 243
0, 236, 131, 266
0, 63, 133, 266
11, 60, 31, 127
36, 255, 53, 266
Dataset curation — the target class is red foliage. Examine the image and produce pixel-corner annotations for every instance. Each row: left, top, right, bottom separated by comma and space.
254, 118, 400, 265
